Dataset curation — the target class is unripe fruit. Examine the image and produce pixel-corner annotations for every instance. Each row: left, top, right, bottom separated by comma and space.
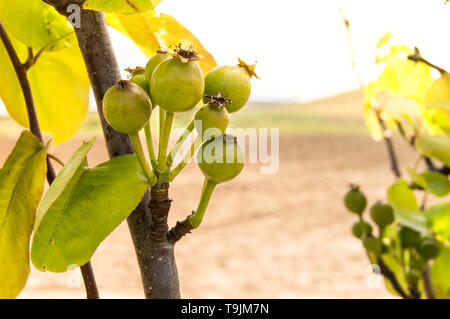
203, 58, 258, 113
418, 239, 440, 260
103, 80, 152, 135
370, 202, 394, 228
399, 226, 420, 248
197, 134, 244, 184
150, 47, 204, 113
344, 185, 367, 216
195, 93, 230, 137
363, 237, 382, 256
352, 220, 373, 239
128, 67, 150, 97
145, 50, 170, 105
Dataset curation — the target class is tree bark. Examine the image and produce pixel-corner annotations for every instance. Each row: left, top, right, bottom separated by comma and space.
42, 0, 180, 298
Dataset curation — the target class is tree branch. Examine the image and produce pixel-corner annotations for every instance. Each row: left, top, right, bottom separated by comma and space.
377, 258, 411, 299
408, 47, 447, 75
376, 111, 402, 178
42, 1, 181, 298
0, 18, 98, 299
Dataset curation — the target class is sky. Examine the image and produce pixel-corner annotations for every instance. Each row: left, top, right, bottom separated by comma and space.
112, 0, 450, 103
1, 0, 450, 117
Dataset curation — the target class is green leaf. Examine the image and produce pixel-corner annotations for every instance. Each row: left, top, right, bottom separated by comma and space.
0, 0, 73, 51
415, 134, 450, 167
425, 203, 450, 243
407, 167, 450, 197
376, 32, 392, 49
431, 244, 450, 299
0, 131, 48, 298
84, 0, 161, 15
0, 36, 90, 144
31, 151, 148, 272
387, 180, 429, 234
106, 11, 217, 75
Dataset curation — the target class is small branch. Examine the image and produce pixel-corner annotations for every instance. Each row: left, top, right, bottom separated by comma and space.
24, 32, 75, 70
378, 258, 411, 299
80, 261, 100, 299
422, 264, 436, 299
167, 213, 194, 244
339, 11, 402, 179
376, 111, 402, 178
47, 153, 65, 167
0, 18, 98, 299
408, 47, 447, 75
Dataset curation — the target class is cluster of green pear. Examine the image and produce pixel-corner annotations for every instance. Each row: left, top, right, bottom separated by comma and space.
344, 186, 440, 261
102, 45, 257, 229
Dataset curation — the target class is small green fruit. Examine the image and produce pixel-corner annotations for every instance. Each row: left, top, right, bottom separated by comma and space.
197, 134, 244, 184
150, 47, 204, 113
344, 186, 367, 216
128, 67, 150, 97
103, 80, 152, 135
145, 50, 170, 105
370, 202, 394, 228
203, 58, 258, 113
399, 226, 420, 248
352, 221, 373, 239
363, 237, 382, 256
195, 94, 230, 138
418, 239, 440, 260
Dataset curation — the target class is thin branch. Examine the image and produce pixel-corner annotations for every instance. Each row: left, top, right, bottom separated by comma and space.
339, 9, 402, 178
24, 31, 75, 70
378, 258, 411, 299
376, 111, 402, 178
408, 47, 447, 75
0, 19, 99, 299
47, 153, 65, 167
167, 213, 194, 244
422, 264, 436, 299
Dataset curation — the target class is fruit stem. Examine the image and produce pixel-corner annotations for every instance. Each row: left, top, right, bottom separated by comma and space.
189, 179, 217, 228
169, 135, 202, 182
167, 120, 194, 167
159, 107, 166, 139
129, 133, 157, 186
144, 123, 157, 169
157, 111, 174, 173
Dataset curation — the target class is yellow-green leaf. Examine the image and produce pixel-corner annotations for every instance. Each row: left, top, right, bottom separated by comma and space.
376, 32, 392, 49
387, 180, 429, 234
415, 134, 450, 167
106, 11, 217, 75
0, 36, 89, 144
363, 102, 383, 141
0, 131, 48, 298
0, 0, 73, 51
84, 0, 161, 15
373, 56, 433, 102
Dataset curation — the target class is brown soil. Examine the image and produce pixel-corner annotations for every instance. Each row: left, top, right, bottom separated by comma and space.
0, 132, 415, 299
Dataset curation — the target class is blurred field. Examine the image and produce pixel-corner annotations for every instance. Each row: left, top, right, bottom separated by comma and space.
0, 90, 414, 298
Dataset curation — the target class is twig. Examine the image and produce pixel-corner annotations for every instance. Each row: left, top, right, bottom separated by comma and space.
378, 258, 411, 299
408, 47, 447, 75
0, 18, 99, 299
376, 111, 402, 178
80, 261, 100, 299
339, 9, 402, 178
167, 214, 194, 244
47, 153, 65, 167
422, 264, 436, 299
